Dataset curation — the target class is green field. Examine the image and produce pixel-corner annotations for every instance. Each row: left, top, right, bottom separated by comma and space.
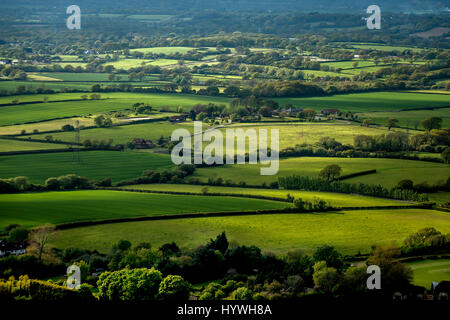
36, 72, 160, 82
357, 107, 450, 128
50, 208, 450, 254
193, 157, 450, 187
30, 121, 194, 145
407, 259, 450, 289
0, 117, 94, 135
120, 184, 412, 207
275, 92, 450, 113
0, 190, 288, 230
223, 122, 418, 148
129, 47, 198, 54
0, 138, 60, 152
0, 151, 174, 183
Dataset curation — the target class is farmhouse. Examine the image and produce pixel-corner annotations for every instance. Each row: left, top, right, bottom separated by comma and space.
132, 138, 155, 149
170, 115, 187, 123
321, 109, 340, 115
284, 107, 303, 116
0, 240, 26, 257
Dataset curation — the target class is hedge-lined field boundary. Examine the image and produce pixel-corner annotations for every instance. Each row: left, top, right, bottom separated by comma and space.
336, 169, 377, 181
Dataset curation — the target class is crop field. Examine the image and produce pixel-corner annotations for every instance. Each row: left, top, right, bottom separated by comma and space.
129, 47, 199, 54
119, 184, 412, 207
303, 70, 353, 79
0, 138, 60, 152
275, 91, 450, 113
37, 73, 161, 82
0, 190, 288, 230
49, 209, 450, 254
0, 151, 174, 183
349, 43, 425, 52
193, 157, 450, 187
30, 121, 195, 144
0, 80, 94, 92
407, 259, 450, 288
357, 107, 450, 128
102, 58, 182, 69
223, 122, 418, 148
0, 118, 95, 135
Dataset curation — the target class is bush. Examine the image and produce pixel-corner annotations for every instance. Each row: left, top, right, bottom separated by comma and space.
97, 268, 162, 301
232, 287, 254, 300
158, 275, 190, 300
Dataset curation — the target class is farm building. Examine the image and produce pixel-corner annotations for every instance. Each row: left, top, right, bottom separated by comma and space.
132, 138, 155, 149
321, 109, 340, 115
169, 115, 187, 123
0, 240, 26, 257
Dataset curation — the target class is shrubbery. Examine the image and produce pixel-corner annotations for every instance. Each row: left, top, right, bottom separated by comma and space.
278, 175, 429, 202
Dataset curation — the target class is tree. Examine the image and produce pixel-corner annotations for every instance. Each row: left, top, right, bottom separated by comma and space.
97, 268, 162, 301
158, 275, 190, 300
7, 227, 29, 243
206, 232, 229, 254
397, 179, 414, 190
231, 287, 253, 300
387, 118, 399, 130
362, 119, 372, 127
422, 117, 442, 131
441, 148, 450, 164
29, 224, 55, 261
319, 164, 342, 181
313, 244, 344, 270
367, 246, 412, 293
312, 261, 340, 294
94, 115, 113, 127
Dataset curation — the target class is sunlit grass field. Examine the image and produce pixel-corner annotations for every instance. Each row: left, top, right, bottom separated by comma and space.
119, 184, 412, 207
407, 259, 450, 289
50, 209, 450, 254
0, 151, 174, 183
0, 190, 288, 230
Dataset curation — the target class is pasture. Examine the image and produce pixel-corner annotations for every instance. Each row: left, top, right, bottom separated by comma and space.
119, 184, 413, 207
275, 91, 450, 113
357, 107, 450, 128
0, 151, 174, 183
407, 259, 450, 289
223, 122, 418, 148
0, 139, 60, 152
0, 190, 288, 230
50, 209, 450, 254
30, 121, 195, 144
193, 157, 450, 187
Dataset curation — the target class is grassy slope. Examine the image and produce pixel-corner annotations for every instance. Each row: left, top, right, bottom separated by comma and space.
0, 190, 288, 230
120, 184, 411, 207
275, 92, 450, 113
357, 108, 450, 128
0, 151, 174, 183
222, 122, 418, 147
50, 209, 450, 254
193, 157, 450, 187
407, 259, 450, 289
0, 139, 62, 152
30, 121, 195, 145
